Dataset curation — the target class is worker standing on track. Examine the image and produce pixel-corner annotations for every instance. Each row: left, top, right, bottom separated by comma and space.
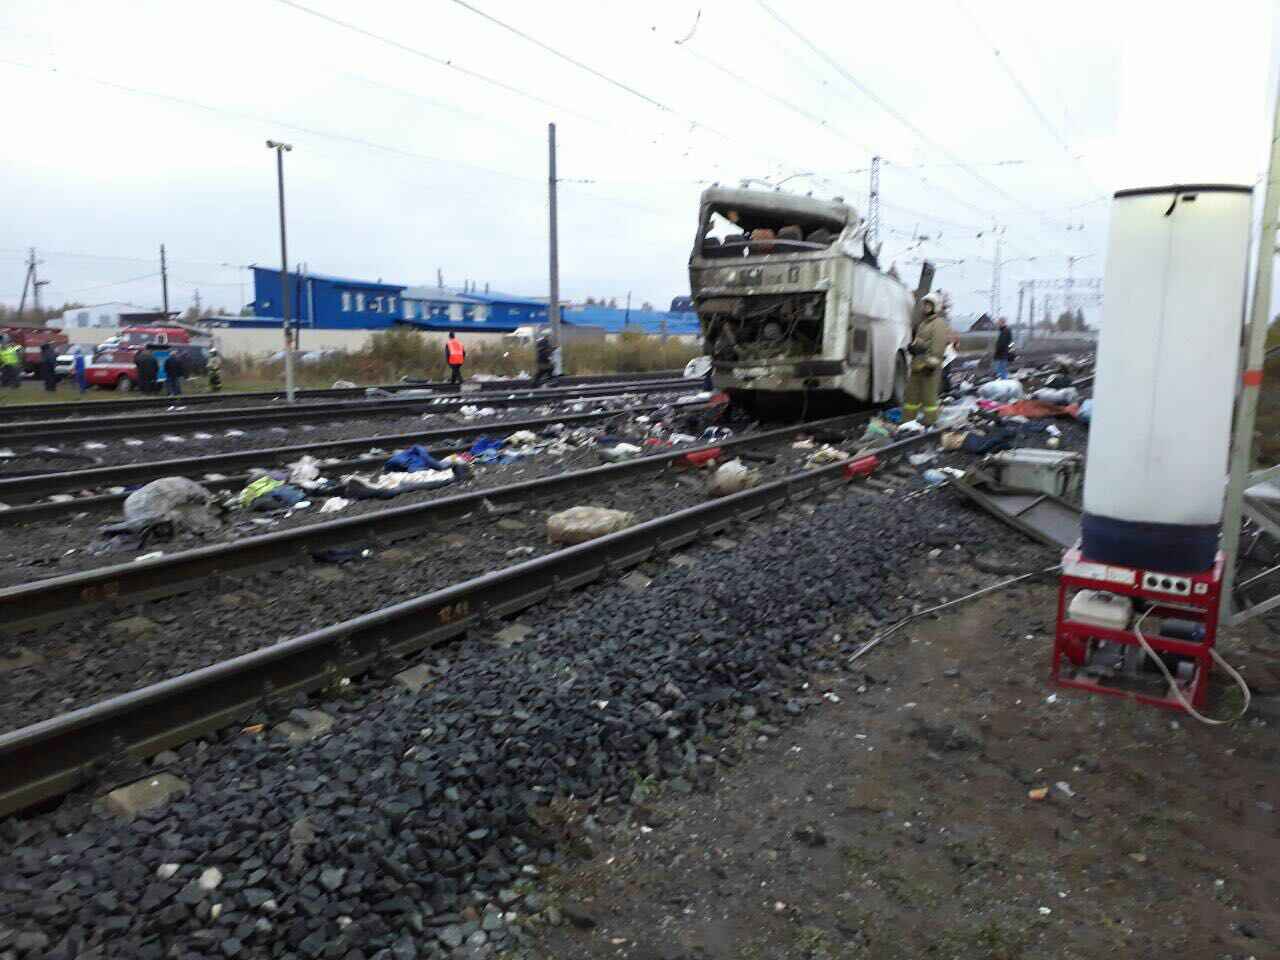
207, 348, 223, 392
445, 331, 466, 385
903, 291, 950, 425
0, 338, 20, 389
992, 316, 1012, 380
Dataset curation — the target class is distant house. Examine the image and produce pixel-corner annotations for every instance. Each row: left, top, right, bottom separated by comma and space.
969, 313, 997, 331
55, 302, 165, 330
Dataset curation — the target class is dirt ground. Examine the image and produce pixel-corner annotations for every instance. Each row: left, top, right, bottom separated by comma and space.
530, 571, 1280, 959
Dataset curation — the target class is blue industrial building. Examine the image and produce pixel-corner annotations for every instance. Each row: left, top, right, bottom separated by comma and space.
237, 268, 699, 337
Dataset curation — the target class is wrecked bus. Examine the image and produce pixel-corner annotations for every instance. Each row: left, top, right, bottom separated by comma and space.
688, 186, 918, 412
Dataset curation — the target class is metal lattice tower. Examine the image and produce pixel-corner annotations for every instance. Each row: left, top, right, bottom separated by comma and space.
867, 156, 881, 246
990, 227, 1003, 318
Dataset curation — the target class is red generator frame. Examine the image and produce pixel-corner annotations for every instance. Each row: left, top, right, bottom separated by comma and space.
1051, 544, 1223, 712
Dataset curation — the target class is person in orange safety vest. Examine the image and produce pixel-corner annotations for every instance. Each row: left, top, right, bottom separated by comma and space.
445, 331, 466, 384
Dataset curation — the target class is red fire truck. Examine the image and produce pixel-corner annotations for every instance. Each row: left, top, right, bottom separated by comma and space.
84, 326, 197, 391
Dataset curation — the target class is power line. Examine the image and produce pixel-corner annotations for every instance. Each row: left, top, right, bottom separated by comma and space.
269, 0, 594, 123
0, 58, 544, 187
951, 0, 1104, 194
276, 0, 789, 189
754, 1, 1072, 229
0, 246, 234, 270
54, 271, 161, 297
449, 0, 673, 114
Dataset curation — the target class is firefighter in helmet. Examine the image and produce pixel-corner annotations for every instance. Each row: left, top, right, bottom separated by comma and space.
903, 290, 951, 425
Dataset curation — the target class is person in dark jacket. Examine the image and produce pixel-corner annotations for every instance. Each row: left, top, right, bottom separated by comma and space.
39, 342, 57, 392
992, 317, 1012, 380
135, 345, 159, 394
532, 334, 555, 388
165, 350, 185, 396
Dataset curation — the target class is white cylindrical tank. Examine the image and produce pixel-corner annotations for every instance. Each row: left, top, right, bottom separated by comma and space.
1082, 184, 1252, 572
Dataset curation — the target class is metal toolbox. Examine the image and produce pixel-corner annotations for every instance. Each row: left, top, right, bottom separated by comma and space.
982, 448, 1083, 499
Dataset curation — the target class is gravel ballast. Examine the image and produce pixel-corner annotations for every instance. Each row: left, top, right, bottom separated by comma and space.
0, 456, 1052, 959
0, 424, 838, 728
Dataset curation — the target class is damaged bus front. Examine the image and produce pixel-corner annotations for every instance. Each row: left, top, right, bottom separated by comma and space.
688, 186, 915, 412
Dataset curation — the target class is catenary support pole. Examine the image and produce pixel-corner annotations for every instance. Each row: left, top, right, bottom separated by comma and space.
267, 140, 296, 403
548, 122, 562, 374
160, 244, 169, 318
1220, 80, 1280, 625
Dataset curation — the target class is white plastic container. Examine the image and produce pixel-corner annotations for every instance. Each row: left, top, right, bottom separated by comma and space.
1082, 184, 1253, 572
1068, 590, 1134, 631
985, 449, 1083, 498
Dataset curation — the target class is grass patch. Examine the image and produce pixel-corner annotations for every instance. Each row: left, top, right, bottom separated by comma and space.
225, 328, 699, 390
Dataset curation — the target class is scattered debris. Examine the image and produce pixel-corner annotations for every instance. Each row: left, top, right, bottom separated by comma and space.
708, 459, 760, 496
547, 506, 636, 545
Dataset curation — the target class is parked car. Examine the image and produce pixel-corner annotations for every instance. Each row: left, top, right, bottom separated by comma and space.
84, 326, 203, 391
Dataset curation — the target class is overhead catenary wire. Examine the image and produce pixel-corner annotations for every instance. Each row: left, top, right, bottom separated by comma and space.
951, 0, 1105, 196
754, 1, 1074, 232
449, 0, 674, 114
269, 0, 595, 123
0, 58, 544, 187
278, 0, 812, 203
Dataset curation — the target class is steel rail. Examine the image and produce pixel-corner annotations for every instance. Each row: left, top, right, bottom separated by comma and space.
0, 378, 689, 443
0, 414, 870, 635
0, 404, 669, 510
0, 370, 684, 421
0, 426, 932, 817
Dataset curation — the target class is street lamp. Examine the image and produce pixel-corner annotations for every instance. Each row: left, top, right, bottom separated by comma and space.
266, 140, 296, 403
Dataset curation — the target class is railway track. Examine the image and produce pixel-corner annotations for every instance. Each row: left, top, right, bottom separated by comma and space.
0, 404, 671, 519
0, 413, 866, 634
0, 370, 683, 422
0, 377, 689, 444
0, 422, 931, 817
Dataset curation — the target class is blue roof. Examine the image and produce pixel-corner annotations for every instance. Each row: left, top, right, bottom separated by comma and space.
254, 267, 404, 291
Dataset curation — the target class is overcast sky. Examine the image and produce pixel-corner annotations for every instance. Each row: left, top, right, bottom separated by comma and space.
1, 0, 1276, 322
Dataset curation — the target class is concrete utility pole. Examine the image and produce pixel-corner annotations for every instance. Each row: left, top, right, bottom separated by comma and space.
867, 155, 881, 248
160, 244, 170, 318
266, 139, 296, 403
547, 122, 562, 373
1016, 283, 1025, 328
624, 291, 631, 326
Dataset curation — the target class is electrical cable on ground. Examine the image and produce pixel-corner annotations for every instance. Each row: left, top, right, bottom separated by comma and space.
1132, 606, 1251, 726
848, 564, 1062, 664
